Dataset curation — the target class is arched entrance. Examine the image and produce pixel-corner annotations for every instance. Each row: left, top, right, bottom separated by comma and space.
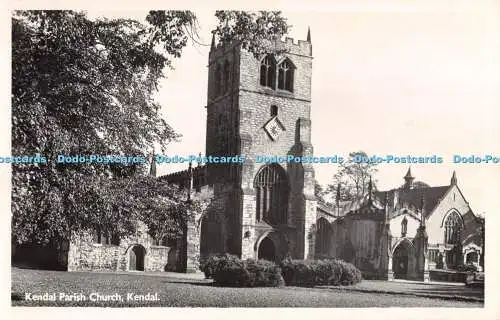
129, 245, 146, 271
392, 243, 409, 279
258, 237, 276, 262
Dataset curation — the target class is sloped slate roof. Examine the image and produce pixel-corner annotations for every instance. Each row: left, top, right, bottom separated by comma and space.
375, 185, 450, 217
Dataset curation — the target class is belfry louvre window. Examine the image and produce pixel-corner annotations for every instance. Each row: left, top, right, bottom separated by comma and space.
260, 56, 276, 88
278, 59, 294, 91
254, 164, 289, 225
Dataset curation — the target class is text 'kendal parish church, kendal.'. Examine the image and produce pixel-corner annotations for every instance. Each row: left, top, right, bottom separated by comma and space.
66, 30, 484, 281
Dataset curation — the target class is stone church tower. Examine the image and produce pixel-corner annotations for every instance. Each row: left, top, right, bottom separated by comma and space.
201, 31, 316, 262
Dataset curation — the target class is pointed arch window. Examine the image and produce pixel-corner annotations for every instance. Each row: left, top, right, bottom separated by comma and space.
444, 212, 462, 245
278, 59, 294, 92
260, 56, 276, 88
254, 164, 289, 225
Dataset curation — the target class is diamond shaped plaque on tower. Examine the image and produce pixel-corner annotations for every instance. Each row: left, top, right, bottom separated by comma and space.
264, 116, 285, 141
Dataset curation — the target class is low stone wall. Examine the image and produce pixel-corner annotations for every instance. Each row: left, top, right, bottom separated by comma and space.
148, 246, 171, 271
429, 269, 468, 283
68, 225, 172, 272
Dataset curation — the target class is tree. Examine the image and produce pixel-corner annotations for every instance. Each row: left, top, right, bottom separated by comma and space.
12, 11, 171, 244
326, 151, 379, 202
12, 10, 290, 245
314, 180, 326, 202
412, 181, 431, 189
213, 11, 289, 58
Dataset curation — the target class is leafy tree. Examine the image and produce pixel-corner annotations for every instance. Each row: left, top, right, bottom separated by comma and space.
314, 180, 326, 202
12, 10, 290, 245
412, 181, 431, 189
326, 151, 378, 202
213, 11, 289, 57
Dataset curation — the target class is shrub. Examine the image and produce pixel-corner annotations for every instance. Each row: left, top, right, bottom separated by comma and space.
456, 264, 478, 273
280, 258, 362, 287
243, 259, 285, 287
199, 253, 240, 279
200, 254, 284, 287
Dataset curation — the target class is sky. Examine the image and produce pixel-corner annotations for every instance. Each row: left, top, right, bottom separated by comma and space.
142, 8, 498, 217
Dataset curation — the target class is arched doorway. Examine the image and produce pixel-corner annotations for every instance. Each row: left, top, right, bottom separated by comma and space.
392, 243, 409, 279
254, 164, 289, 226
129, 245, 146, 271
258, 237, 276, 262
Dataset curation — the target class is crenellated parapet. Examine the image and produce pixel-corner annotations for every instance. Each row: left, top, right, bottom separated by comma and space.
209, 34, 313, 65
160, 165, 211, 192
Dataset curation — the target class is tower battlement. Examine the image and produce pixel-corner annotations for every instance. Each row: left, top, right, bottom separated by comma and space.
209, 33, 312, 63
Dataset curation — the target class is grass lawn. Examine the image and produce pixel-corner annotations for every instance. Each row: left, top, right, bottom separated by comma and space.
322, 279, 484, 302
11, 268, 483, 307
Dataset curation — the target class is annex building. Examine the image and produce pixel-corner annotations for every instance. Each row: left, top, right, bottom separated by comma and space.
65, 31, 485, 281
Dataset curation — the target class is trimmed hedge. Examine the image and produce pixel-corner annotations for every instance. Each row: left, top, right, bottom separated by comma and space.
200, 255, 362, 287
199, 254, 240, 279
199, 254, 284, 287
280, 259, 363, 287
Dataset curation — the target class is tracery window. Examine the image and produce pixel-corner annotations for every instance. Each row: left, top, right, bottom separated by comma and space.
278, 59, 294, 91
260, 56, 276, 88
444, 211, 462, 245
254, 164, 289, 225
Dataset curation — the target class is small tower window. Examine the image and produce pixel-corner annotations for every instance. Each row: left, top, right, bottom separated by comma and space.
270, 105, 278, 117
401, 216, 408, 237
278, 59, 294, 92
260, 56, 276, 88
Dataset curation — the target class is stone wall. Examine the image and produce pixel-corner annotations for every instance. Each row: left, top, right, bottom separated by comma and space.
329, 210, 392, 279
68, 221, 170, 272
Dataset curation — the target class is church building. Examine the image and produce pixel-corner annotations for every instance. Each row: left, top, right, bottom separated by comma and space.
65, 31, 484, 281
